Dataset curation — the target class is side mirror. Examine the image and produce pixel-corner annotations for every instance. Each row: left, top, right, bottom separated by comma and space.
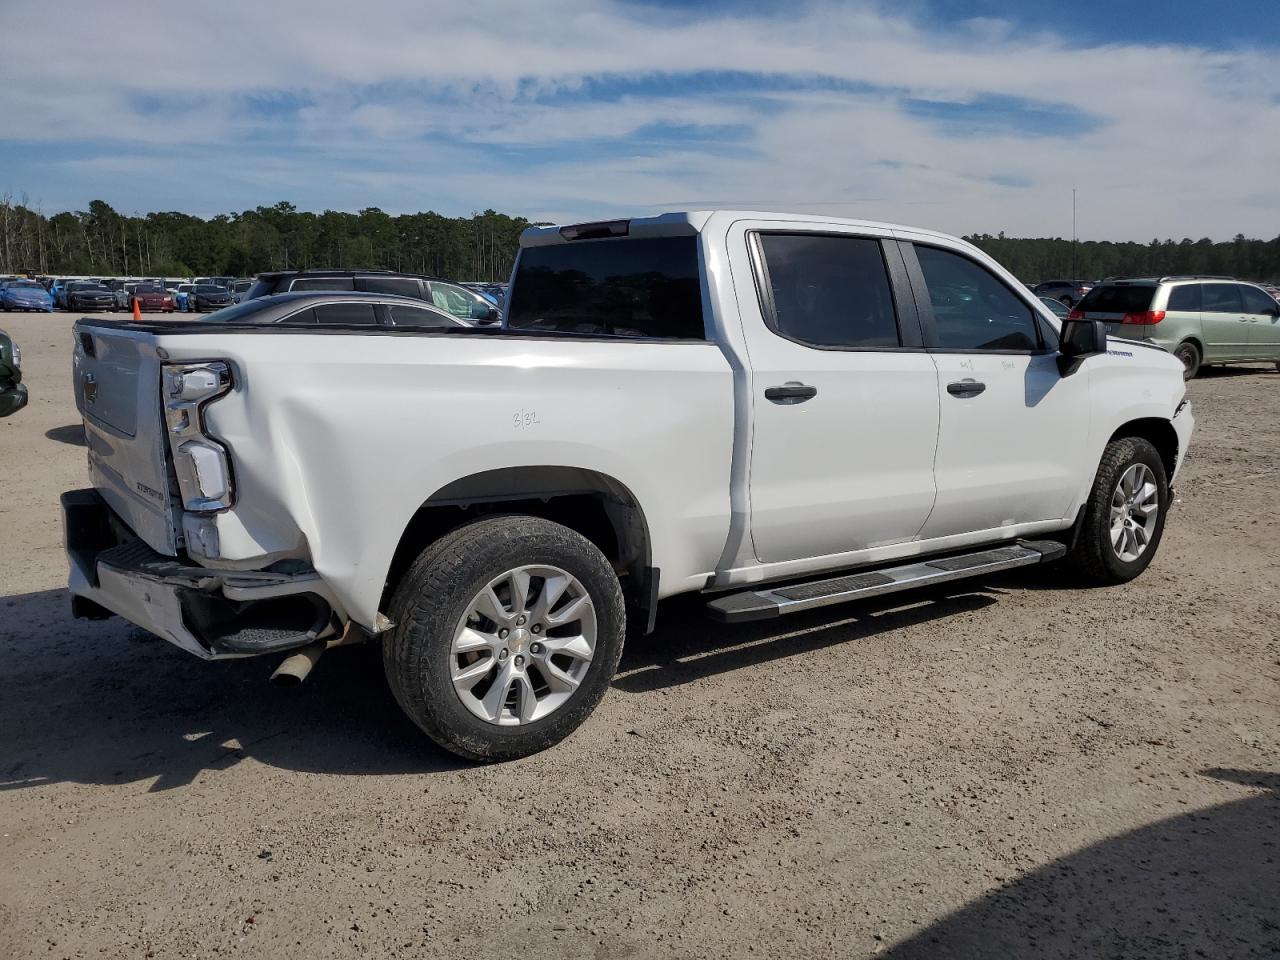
1057, 319, 1107, 376
473, 303, 500, 323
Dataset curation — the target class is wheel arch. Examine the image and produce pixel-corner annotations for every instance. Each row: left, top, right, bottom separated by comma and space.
381, 466, 657, 630
1109, 417, 1179, 481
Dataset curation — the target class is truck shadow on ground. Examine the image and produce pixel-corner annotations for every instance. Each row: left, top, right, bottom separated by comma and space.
880, 768, 1279, 959
2, 582, 1003, 790
0, 587, 467, 791
615, 587, 999, 694
44, 424, 87, 446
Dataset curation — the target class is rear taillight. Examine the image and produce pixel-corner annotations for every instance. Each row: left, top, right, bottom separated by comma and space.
163, 362, 235, 512
1121, 310, 1165, 325
1067, 308, 1084, 319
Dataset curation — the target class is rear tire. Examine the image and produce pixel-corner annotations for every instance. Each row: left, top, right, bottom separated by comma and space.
1173, 341, 1201, 380
383, 515, 626, 761
1065, 437, 1169, 585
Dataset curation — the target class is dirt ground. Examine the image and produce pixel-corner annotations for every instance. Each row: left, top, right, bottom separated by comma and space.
1, 311, 1276, 959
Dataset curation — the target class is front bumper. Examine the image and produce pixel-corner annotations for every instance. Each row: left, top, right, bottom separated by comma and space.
64, 489, 341, 660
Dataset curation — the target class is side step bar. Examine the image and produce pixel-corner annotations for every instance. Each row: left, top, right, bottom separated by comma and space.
706, 540, 1066, 624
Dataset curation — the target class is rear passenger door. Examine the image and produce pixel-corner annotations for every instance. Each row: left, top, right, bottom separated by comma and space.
1201, 283, 1249, 360
904, 242, 1090, 539
734, 227, 941, 563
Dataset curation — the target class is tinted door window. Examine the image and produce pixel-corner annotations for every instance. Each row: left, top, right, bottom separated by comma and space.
1166, 284, 1202, 312
755, 234, 900, 348
507, 236, 704, 338
387, 303, 460, 328
358, 276, 424, 298
428, 281, 490, 320
915, 246, 1040, 351
313, 302, 379, 325
290, 277, 355, 292
1202, 284, 1242, 313
1240, 285, 1278, 314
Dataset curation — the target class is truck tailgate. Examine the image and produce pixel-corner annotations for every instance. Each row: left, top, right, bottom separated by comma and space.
73, 321, 179, 555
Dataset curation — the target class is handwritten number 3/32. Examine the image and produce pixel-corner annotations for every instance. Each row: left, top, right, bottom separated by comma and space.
513, 410, 540, 429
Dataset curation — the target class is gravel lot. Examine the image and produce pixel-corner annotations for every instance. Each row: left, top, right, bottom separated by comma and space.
1, 311, 1276, 959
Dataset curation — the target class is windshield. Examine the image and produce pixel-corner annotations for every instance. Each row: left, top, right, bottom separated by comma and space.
9, 281, 41, 289
195, 284, 223, 293
134, 284, 164, 294
506, 235, 704, 339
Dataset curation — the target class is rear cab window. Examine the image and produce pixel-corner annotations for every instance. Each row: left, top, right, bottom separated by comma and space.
507, 236, 705, 339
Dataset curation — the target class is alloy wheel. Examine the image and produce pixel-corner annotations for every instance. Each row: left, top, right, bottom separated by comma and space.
450, 565, 597, 726
1110, 463, 1160, 562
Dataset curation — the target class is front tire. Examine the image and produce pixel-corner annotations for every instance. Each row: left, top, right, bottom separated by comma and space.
1066, 437, 1169, 584
384, 516, 626, 761
1174, 341, 1201, 380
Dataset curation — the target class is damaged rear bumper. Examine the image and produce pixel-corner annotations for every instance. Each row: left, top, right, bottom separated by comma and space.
63, 488, 343, 660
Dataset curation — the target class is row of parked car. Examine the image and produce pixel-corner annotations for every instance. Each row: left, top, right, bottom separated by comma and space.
0, 271, 510, 323
1030, 276, 1280, 379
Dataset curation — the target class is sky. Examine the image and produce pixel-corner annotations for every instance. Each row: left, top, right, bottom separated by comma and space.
0, 0, 1277, 240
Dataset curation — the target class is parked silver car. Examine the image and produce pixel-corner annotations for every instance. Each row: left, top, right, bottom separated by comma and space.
1073, 276, 1280, 378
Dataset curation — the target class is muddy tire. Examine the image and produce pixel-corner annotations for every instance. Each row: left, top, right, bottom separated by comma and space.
384, 515, 625, 761
1066, 437, 1169, 585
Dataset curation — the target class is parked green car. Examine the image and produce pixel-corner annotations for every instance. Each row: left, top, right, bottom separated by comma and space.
0, 328, 28, 417
1074, 276, 1280, 379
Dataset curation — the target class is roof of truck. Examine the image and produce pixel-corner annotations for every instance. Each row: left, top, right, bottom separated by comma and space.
518, 210, 962, 248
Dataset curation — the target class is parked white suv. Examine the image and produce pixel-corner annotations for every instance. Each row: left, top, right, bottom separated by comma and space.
63, 211, 1193, 760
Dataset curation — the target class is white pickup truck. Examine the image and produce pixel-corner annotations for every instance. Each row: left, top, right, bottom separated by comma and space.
64, 211, 1194, 760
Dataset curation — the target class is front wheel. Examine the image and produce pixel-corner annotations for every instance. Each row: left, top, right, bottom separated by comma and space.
384, 515, 626, 761
1065, 436, 1169, 584
1173, 341, 1201, 380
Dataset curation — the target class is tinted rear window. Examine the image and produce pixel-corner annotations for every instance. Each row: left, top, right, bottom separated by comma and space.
314, 302, 379, 325
291, 277, 355, 292
1077, 285, 1155, 313
756, 233, 899, 348
358, 276, 423, 298
1166, 285, 1202, 311
507, 236, 704, 339
1202, 284, 1242, 313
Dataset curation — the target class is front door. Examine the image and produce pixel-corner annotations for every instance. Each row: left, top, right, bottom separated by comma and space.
731, 226, 940, 563
1241, 284, 1280, 358
905, 242, 1092, 539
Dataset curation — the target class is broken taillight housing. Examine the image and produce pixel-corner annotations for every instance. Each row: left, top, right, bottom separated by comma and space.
162, 361, 235, 512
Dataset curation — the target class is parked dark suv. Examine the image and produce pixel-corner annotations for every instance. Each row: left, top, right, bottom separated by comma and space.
1031, 279, 1094, 308
244, 270, 501, 323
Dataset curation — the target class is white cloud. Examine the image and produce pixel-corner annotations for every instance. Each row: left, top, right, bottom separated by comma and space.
1, 0, 1277, 238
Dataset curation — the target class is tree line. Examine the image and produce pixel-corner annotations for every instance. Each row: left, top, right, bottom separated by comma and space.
0, 196, 533, 282
0, 194, 1277, 283
965, 232, 1280, 283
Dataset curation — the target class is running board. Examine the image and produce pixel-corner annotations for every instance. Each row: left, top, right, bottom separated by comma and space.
706, 540, 1067, 624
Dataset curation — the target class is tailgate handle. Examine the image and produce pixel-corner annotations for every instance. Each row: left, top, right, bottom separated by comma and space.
765, 382, 818, 404
947, 379, 986, 398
